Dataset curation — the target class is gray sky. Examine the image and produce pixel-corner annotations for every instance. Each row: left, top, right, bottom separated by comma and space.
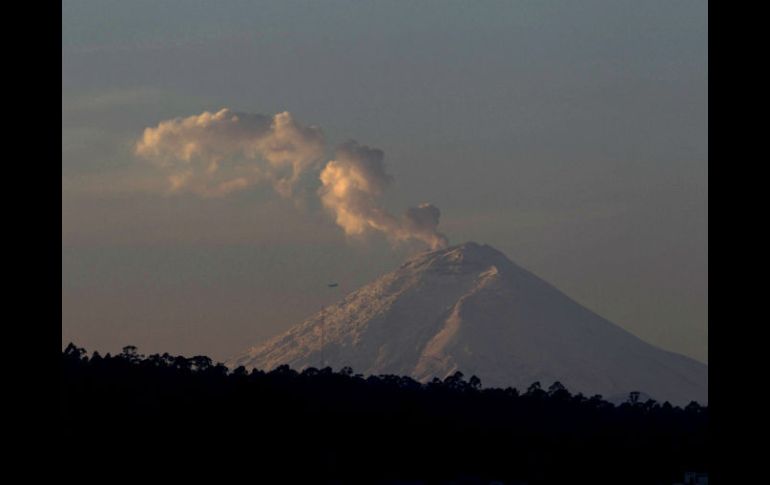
62, 0, 708, 363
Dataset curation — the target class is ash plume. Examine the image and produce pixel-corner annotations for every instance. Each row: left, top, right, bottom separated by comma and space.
136, 109, 448, 249
319, 141, 448, 249
135, 108, 324, 198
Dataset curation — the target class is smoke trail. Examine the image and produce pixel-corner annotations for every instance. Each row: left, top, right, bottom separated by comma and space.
319, 141, 448, 249
135, 108, 324, 197
136, 110, 448, 249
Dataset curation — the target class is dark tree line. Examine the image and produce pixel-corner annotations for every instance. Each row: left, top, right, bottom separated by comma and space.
61, 343, 707, 484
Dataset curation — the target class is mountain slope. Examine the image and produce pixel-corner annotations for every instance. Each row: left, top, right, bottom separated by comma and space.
229, 242, 707, 405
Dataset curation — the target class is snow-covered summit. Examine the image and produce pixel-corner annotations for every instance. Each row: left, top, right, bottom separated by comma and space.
228, 241, 707, 405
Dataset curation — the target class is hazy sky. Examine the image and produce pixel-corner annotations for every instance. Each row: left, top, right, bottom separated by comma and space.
62, 0, 708, 363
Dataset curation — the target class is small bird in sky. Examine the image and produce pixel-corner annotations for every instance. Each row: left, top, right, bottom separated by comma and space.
327, 283, 339, 287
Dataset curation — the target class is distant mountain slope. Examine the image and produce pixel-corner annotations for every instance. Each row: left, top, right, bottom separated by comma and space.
229, 242, 707, 405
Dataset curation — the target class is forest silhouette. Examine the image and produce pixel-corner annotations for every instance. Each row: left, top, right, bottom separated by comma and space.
61, 343, 707, 484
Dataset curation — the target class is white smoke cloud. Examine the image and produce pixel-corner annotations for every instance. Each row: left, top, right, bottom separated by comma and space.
135, 108, 324, 197
136, 110, 448, 249
319, 141, 448, 249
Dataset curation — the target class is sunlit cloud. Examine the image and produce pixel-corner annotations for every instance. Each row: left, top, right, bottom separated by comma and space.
136, 110, 448, 249
319, 141, 448, 249
135, 108, 325, 198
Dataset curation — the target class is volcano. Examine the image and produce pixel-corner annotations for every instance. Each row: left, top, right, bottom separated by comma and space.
229, 242, 707, 405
